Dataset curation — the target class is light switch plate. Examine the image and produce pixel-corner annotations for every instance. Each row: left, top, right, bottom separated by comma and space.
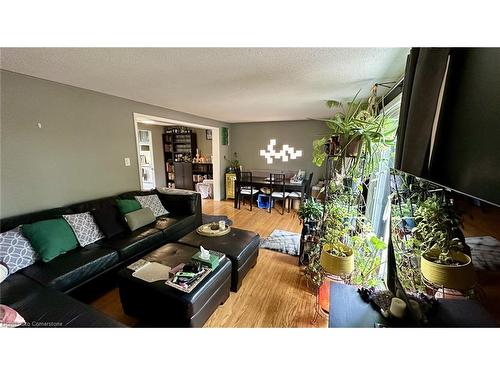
124, 157, 131, 166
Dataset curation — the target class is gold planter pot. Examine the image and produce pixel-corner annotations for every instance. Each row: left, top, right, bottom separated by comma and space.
421, 249, 476, 290
320, 243, 354, 276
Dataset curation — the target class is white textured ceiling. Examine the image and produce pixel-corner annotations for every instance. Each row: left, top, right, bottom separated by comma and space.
1, 48, 408, 123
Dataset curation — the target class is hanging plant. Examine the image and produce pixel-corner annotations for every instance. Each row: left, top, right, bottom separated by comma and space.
312, 89, 398, 177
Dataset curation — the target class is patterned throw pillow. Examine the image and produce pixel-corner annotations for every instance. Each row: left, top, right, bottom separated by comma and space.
135, 194, 169, 217
0, 226, 39, 274
63, 212, 105, 247
0, 262, 8, 283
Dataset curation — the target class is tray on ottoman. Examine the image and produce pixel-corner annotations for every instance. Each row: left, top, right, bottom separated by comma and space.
117, 243, 231, 327
177, 227, 260, 292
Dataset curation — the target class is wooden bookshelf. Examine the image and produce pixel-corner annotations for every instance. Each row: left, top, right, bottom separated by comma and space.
163, 129, 197, 189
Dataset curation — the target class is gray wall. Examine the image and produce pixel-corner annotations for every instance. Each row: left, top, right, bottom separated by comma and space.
231, 120, 330, 184
0, 70, 230, 218
137, 123, 166, 187
193, 128, 213, 159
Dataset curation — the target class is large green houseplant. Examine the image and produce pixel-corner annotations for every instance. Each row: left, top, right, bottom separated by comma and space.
312, 90, 397, 175
298, 198, 323, 223
412, 196, 476, 290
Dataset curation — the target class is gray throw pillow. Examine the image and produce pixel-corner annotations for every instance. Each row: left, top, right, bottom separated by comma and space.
135, 194, 169, 217
124, 207, 156, 231
63, 212, 105, 247
0, 226, 39, 274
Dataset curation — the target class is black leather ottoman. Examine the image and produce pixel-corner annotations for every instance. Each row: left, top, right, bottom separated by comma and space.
117, 243, 231, 327
178, 227, 260, 292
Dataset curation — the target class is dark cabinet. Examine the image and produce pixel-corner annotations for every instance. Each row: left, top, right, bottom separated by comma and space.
173, 162, 193, 190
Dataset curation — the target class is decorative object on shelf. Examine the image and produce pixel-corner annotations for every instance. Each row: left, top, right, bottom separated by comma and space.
206, 129, 212, 140
259, 139, 303, 164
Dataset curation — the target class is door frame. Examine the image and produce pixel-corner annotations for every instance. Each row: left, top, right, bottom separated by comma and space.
137, 128, 156, 190
133, 112, 222, 200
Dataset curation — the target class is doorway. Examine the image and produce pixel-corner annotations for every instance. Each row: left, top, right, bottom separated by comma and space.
133, 113, 222, 201
137, 129, 155, 190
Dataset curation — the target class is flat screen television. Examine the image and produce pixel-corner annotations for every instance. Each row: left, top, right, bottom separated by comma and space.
395, 48, 500, 207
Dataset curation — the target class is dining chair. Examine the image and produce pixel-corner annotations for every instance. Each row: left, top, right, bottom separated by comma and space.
269, 173, 289, 215
288, 172, 313, 212
236, 171, 258, 211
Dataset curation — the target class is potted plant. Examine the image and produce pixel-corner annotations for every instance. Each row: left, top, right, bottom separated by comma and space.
320, 241, 354, 276
298, 198, 323, 226
224, 152, 240, 172
412, 196, 476, 290
319, 200, 355, 276
312, 89, 397, 175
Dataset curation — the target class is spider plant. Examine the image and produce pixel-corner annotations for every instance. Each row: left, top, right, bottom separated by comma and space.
312, 89, 397, 176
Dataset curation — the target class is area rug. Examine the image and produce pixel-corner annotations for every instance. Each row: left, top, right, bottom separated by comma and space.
466, 236, 500, 271
260, 229, 300, 256
202, 214, 233, 226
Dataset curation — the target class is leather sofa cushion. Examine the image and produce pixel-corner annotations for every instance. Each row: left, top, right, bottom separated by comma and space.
21, 243, 119, 292
119, 189, 199, 217
159, 215, 197, 242
0, 273, 123, 327
67, 196, 128, 238
91, 205, 128, 238
103, 224, 165, 260
0, 207, 72, 233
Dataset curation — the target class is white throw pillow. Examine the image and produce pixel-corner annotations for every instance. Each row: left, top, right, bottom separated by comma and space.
63, 212, 105, 247
0, 263, 8, 283
135, 194, 169, 217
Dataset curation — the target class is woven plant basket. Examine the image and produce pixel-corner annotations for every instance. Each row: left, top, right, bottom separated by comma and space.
421, 249, 476, 290
320, 243, 354, 276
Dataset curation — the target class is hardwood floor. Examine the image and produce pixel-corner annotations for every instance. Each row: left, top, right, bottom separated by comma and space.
460, 200, 500, 321
90, 199, 327, 328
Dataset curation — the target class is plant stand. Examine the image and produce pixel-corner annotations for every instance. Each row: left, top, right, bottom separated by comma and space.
299, 221, 320, 266
421, 275, 477, 300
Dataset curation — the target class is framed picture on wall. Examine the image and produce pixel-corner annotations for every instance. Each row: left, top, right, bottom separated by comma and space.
206, 129, 212, 140
221, 127, 228, 145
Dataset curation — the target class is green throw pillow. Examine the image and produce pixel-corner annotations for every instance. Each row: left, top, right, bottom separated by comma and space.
116, 199, 141, 215
22, 219, 78, 262
124, 207, 156, 231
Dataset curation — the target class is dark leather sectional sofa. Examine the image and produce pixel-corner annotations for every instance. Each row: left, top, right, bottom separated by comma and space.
0, 189, 202, 327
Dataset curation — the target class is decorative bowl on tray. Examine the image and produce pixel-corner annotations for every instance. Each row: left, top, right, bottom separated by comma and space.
196, 222, 231, 237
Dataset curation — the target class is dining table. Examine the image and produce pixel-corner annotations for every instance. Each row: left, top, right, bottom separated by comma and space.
233, 176, 307, 208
